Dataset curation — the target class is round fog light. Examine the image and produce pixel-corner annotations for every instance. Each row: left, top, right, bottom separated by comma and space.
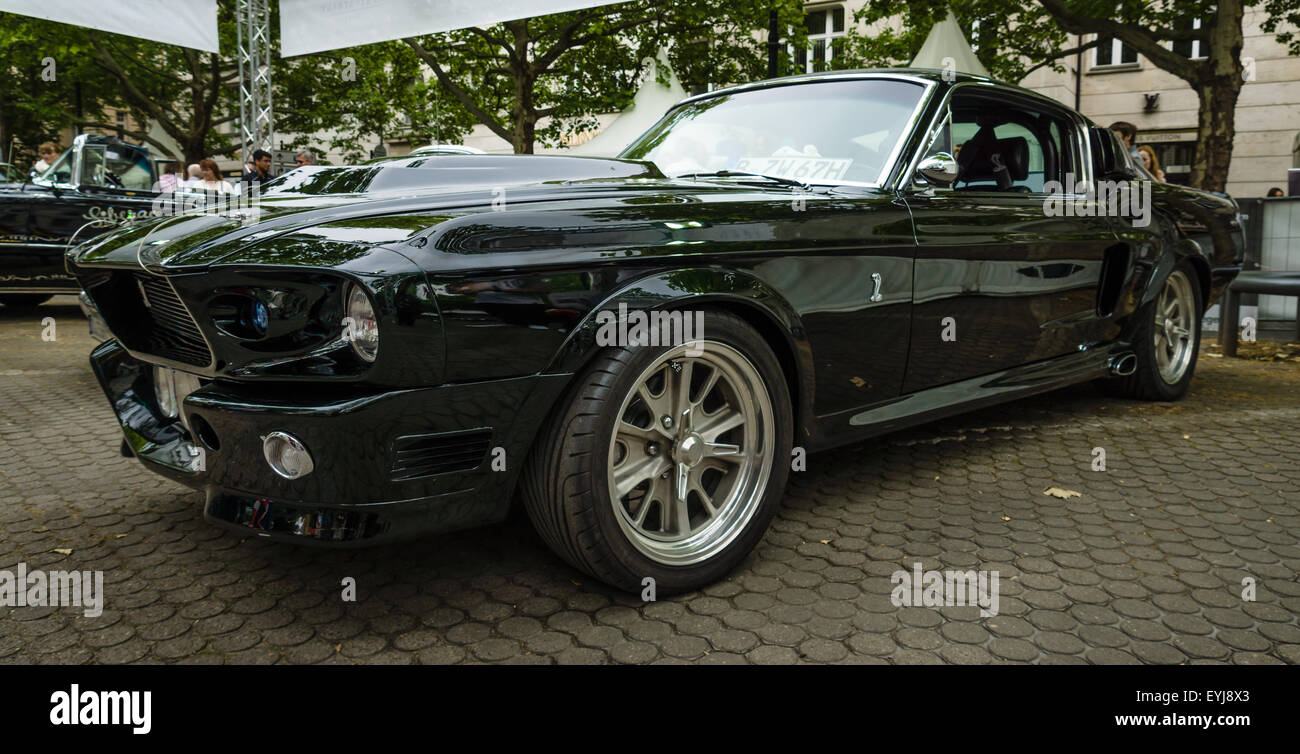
262, 432, 314, 479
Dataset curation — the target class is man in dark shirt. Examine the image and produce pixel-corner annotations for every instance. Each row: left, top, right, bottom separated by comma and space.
241, 149, 274, 192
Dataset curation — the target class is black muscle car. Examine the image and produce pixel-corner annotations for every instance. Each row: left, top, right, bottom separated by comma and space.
69, 70, 1244, 593
0, 133, 172, 307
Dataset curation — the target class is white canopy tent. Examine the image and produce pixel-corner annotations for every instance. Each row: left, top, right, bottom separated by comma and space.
1, 0, 639, 158
910, 9, 990, 78
279, 0, 625, 57
0, 0, 219, 51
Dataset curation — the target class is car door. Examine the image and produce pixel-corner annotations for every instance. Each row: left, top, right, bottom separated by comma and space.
901, 87, 1118, 392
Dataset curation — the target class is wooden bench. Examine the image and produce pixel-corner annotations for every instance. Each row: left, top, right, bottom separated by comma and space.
1218, 270, 1300, 356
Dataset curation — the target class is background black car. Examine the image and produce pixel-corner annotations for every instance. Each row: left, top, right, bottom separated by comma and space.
0, 133, 169, 307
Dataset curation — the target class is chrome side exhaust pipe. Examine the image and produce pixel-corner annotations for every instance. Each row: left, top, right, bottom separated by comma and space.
1108, 352, 1137, 377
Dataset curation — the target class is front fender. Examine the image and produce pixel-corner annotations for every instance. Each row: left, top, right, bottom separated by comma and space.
545, 267, 816, 441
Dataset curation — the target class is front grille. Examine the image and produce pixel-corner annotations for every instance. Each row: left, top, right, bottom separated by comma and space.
133, 274, 212, 367
391, 429, 492, 481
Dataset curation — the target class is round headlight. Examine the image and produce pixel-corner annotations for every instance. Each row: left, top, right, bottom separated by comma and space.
344, 283, 379, 362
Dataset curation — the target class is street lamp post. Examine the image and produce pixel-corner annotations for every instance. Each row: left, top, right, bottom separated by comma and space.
767, 9, 779, 79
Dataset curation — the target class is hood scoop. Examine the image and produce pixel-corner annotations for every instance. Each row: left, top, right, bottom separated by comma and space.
265, 155, 664, 198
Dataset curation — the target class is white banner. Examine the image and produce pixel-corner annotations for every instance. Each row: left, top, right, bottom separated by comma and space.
0, 0, 219, 52
280, 0, 623, 57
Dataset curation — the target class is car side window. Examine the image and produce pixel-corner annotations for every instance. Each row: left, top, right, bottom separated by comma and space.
78, 144, 155, 192
935, 93, 1077, 195
1048, 119, 1077, 187
920, 113, 952, 160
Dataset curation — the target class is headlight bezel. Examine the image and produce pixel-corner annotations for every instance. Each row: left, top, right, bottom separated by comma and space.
344, 282, 380, 363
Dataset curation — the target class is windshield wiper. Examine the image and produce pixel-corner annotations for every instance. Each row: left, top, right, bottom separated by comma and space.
676, 170, 811, 191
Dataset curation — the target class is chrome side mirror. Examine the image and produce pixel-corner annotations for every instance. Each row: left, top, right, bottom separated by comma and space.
916, 152, 958, 188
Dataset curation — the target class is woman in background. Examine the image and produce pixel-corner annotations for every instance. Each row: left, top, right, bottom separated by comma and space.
1136, 145, 1166, 183
33, 143, 59, 174
195, 159, 235, 194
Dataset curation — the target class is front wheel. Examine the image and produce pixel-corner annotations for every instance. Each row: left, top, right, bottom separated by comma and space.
1097, 260, 1203, 401
522, 310, 793, 594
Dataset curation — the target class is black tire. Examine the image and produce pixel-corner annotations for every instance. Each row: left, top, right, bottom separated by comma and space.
1096, 259, 1203, 401
0, 294, 53, 309
521, 309, 793, 594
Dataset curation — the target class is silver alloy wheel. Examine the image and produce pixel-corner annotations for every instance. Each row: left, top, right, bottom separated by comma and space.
1154, 269, 1196, 384
606, 341, 776, 566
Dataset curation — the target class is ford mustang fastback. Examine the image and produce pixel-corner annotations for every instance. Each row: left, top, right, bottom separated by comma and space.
69, 70, 1244, 593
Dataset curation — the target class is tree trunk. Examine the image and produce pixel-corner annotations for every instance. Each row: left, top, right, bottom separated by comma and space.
509, 20, 537, 154
1189, 1, 1245, 192
1189, 76, 1240, 192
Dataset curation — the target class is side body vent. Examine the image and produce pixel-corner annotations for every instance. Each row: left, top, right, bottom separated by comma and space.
1096, 245, 1132, 317
390, 429, 492, 481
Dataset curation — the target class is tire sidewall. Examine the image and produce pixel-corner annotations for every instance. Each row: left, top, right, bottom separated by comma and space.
585, 311, 793, 594
1141, 261, 1203, 401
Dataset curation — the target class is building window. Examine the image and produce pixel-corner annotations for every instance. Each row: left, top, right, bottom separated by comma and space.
115, 111, 126, 127
1171, 18, 1207, 59
796, 5, 846, 73
1093, 35, 1138, 68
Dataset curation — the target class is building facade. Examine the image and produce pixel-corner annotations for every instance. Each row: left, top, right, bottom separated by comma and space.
801, 1, 1300, 199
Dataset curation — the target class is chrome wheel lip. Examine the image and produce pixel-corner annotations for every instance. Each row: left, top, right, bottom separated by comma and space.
606, 341, 775, 567
1154, 269, 1196, 385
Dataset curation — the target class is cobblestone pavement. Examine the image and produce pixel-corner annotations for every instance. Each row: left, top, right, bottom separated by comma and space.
2, 297, 1298, 665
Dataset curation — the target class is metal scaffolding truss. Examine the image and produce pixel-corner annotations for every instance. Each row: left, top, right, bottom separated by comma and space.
236, 0, 274, 161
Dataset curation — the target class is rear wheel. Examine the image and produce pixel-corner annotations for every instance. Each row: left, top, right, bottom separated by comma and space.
0, 294, 53, 309
522, 310, 793, 594
1097, 260, 1202, 401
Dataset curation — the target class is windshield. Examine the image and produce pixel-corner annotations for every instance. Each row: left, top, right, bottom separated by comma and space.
34, 148, 75, 185
621, 78, 927, 186
80, 144, 154, 191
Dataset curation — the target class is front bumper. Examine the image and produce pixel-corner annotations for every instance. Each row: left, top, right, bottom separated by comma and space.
78, 291, 111, 342
90, 339, 569, 545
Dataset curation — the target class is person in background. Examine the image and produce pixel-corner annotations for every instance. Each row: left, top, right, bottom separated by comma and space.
33, 142, 59, 174
186, 164, 203, 186
1136, 145, 1165, 183
196, 159, 235, 195
158, 159, 185, 191
1108, 121, 1141, 159
293, 150, 315, 167
241, 149, 274, 190
1267, 187, 1285, 197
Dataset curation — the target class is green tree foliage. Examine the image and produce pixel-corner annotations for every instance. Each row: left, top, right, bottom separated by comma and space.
0, 7, 240, 165
399, 0, 808, 154
0, 14, 115, 167
275, 42, 478, 164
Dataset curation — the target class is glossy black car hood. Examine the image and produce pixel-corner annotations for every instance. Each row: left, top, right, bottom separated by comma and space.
70, 155, 670, 270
